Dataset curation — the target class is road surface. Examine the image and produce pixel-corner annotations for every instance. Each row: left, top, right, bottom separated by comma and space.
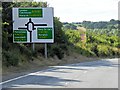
1, 58, 118, 88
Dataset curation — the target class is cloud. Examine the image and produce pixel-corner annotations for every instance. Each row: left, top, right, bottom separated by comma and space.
35, 0, 119, 22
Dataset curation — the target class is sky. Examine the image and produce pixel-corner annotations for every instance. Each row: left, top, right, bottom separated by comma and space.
34, 0, 119, 22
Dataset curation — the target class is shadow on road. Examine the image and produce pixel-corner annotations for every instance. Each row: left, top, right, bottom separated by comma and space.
3, 75, 81, 88
46, 59, 118, 73
69, 59, 119, 68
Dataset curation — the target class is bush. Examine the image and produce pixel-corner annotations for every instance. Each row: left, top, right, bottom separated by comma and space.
65, 30, 81, 44
3, 50, 19, 67
86, 31, 119, 47
59, 44, 68, 51
19, 44, 32, 57
34, 44, 44, 56
53, 46, 64, 59
2, 43, 34, 67
110, 47, 120, 57
2, 31, 9, 50
75, 43, 96, 57
48, 44, 65, 59
97, 45, 110, 57
86, 43, 120, 57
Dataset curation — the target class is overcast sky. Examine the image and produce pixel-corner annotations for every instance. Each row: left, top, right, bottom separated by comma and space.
34, 0, 119, 22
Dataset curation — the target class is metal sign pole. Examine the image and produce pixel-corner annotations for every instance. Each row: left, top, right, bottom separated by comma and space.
45, 43, 47, 59
32, 43, 35, 52
42, 0, 47, 59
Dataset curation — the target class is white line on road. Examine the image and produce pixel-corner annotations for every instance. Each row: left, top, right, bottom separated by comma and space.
0, 74, 30, 85
83, 71, 88, 73
0, 68, 56, 85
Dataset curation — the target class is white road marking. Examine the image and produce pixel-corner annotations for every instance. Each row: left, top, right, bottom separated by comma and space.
83, 71, 88, 73
108, 67, 113, 69
0, 69, 52, 85
0, 74, 30, 85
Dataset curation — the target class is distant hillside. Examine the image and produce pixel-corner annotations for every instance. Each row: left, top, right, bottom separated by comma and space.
63, 19, 118, 30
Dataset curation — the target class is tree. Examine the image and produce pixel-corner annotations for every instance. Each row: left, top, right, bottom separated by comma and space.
64, 24, 71, 29
110, 19, 117, 25
54, 17, 67, 43
63, 23, 77, 30
70, 24, 77, 30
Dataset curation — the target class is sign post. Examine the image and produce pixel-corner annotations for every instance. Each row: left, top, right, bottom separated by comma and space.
13, 7, 54, 58
32, 43, 35, 52
45, 43, 47, 59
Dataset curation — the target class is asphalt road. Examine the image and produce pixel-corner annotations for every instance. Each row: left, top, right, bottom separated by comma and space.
1, 58, 118, 88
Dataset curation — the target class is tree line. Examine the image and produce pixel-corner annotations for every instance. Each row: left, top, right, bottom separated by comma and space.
63, 19, 119, 30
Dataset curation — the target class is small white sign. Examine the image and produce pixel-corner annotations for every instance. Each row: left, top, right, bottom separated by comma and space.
12, 7, 54, 43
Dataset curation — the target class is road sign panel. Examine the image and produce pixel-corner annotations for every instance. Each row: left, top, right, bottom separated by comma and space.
14, 30, 27, 42
37, 28, 52, 39
13, 7, 54, 43
19, 8, 43, 18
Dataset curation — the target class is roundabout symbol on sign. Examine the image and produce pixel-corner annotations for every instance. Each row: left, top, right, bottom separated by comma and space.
18, 18, 47, 42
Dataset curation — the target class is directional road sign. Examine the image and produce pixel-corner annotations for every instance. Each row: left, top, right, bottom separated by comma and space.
12, 7, 54, 43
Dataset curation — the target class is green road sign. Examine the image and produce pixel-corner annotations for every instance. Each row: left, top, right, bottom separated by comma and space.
14, 30, 27, 42
37, 28, 52, 39
19, 8, 43, 18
